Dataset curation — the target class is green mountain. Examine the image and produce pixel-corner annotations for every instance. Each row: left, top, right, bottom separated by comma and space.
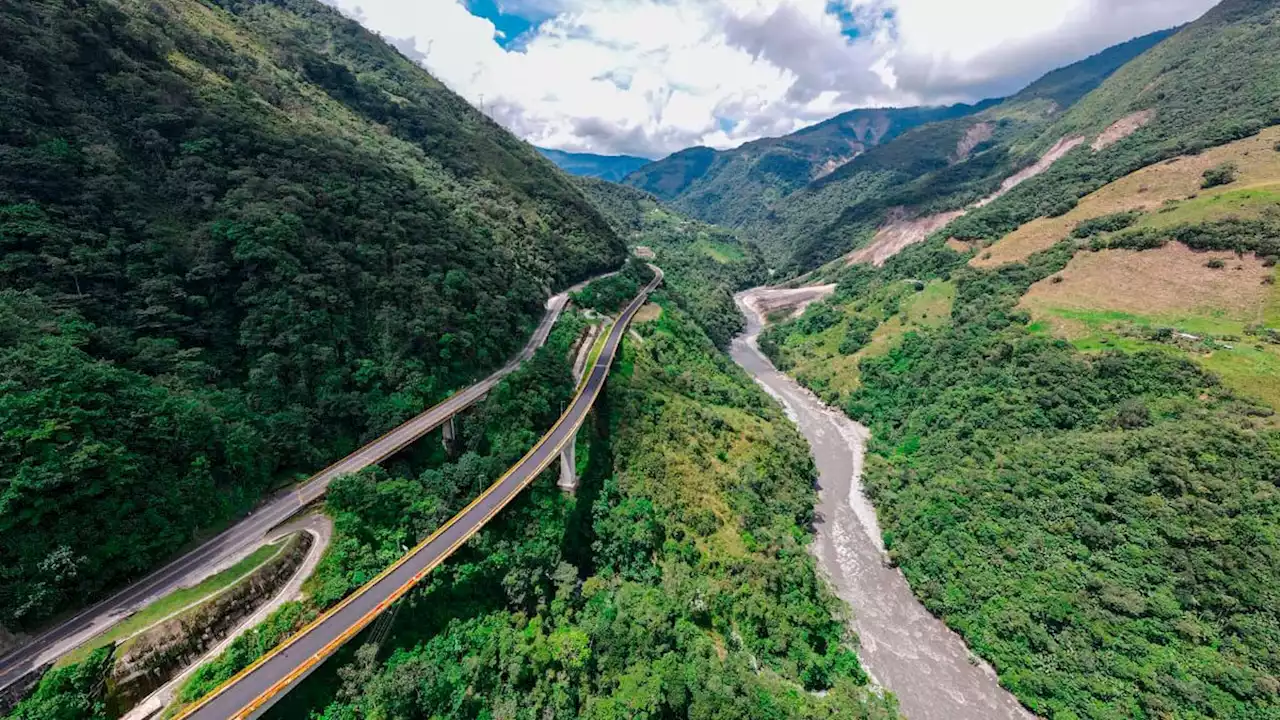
946, 0, 1280, 244
753, 27, 1179, 271
536, 147, 652, 182
0, 0, 623, 629
623, 103, 993, 228
752, 0, 1280, 717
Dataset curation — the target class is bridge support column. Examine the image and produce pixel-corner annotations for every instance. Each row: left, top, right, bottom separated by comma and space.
442, 415, 460, 457
557, 427, 579, 493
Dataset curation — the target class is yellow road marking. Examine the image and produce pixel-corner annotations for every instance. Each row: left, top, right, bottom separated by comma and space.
173, 275, 658, 720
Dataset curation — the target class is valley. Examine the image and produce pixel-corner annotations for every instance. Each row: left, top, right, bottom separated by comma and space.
4, 0, 1280, 718
732, 290, 1032, 720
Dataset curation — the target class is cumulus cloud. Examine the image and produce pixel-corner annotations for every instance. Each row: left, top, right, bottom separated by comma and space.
322, 0, 1219, 158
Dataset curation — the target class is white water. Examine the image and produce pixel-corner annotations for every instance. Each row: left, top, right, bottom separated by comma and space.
730, 291, 1034, 720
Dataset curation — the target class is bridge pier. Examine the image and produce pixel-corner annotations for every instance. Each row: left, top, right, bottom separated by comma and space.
557, 427, 579, 493
442, 416, 460, 457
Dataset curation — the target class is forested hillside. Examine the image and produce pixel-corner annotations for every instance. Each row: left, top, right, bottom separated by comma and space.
0, 0, 623, 630
618, 29, 1174, 271
754, 2, 1280, 717
755, 28, 1177, 271
275, 295, 899, 720
946, 0, 1280, 245
623, 103, 988, 229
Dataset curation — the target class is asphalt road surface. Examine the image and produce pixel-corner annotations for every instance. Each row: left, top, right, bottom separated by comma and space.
177, 268, 660, 720
0, 278, 600, 692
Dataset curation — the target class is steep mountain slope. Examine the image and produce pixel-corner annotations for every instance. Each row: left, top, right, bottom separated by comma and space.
0, 0, 623, 631
759, 27, 1178, 271
947, 0, 1280, 244
751, 2, 1280, 718
536, 147, 652, 182
623, 103, 991, 227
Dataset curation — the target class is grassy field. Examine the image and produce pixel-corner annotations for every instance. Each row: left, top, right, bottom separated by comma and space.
56, 540, 287, 667
693, 237, 747, 263
974, 125, 1280, 267
786, 280, 956, 404
1021, 242, 1280, 410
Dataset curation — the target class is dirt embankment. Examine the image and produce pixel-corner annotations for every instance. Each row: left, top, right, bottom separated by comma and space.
954, 122, 994, 162
1092, 110, 1154, 151
845, 135, 1086, 268
739, 284, 837, 321
106, 532, 314, 714
975, 136, 1085, 208
847, 209, 966, 267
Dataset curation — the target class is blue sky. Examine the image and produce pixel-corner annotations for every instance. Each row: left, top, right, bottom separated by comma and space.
327, 0, 1220, 158
463, 1, 546, 49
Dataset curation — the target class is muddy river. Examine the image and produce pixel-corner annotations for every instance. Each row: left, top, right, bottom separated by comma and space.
731, 290, 1033, 720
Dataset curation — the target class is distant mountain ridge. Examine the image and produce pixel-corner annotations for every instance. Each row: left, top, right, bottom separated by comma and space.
622, 102, 993, 227
536, 147, 652, 182
618, 26, 1178, 271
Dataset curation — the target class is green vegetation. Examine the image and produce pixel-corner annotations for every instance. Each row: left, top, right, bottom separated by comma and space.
838, 316, 881, 356
1071, 210, 1143, 238
58, 540, 287, 667
5, 647, 113, 720
761, 224, 1280, 718
574, 177, 768, 348
278, 297, 896, 720
572, 259, 655, 314
1202, 162, 1241, 188
760, 277, 956, 404
0, 0, 622, 629
177, 601, 314, 706
947, 0, 1280, 248
624, 103, 988, 233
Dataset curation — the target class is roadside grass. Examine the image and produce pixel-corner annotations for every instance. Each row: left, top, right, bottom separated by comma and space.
582, 318, 613, 383
1021, 245, 1280, 410
56, 540, 287, 667
974, 125, 1280, 267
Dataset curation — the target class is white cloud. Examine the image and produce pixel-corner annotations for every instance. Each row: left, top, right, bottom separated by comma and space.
325, 0, 1220, 158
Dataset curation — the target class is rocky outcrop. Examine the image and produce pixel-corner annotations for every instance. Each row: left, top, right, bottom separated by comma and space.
105, 533, 312, 713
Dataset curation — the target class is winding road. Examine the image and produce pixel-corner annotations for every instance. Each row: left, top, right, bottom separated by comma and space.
0, 274, 607, 694
174, 267, 661, 720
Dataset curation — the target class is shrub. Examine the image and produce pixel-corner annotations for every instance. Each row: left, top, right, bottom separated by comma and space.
1206, 258, 1226, 269
838, 316, 881, 355
1071, 211, 1143, 238
1201, 162, 1239, 188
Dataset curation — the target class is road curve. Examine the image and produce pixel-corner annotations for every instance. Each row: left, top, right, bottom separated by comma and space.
175, 267, 661, 720
0, 276, 604, 692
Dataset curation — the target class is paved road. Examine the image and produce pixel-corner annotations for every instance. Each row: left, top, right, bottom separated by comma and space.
0, 278, 601, 692
177, 268, 661, 720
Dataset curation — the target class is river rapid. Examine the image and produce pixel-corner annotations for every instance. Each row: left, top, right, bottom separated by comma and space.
730, 290, 1033, 720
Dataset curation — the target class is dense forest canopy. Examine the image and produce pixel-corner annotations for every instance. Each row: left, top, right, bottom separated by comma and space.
761, 216, 1280, 718
0, 0, 623, 629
